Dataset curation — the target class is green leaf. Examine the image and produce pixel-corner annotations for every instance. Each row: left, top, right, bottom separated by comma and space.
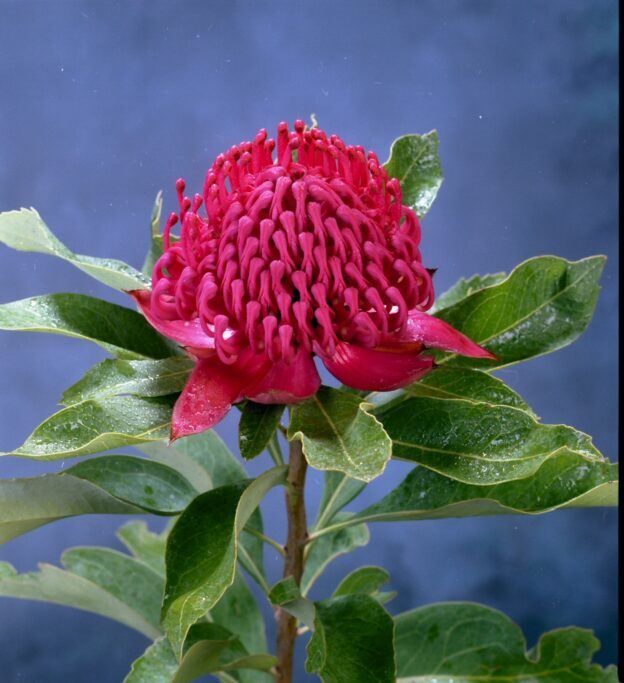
162, 466, 287, 658
0, 208, 150, 291
268, 577, 316, 630
384, 131, 443, 217
395, 602, 618, 682
117, 520, 268, 667
376, 395, 603, 484
314, 471, 367, 530
268, 576, 301, 605
0, 560, 160, 639
306, 594, 395, 683
124, 624, 277, 683
124, 637, 179, 683
434, 255, 606, 368
212, 571, 268, 656
167, 432, 266, 587
67, 455, 197, 514
366, 367, 533, 415
139, 442, 214, 494
117, 521, 168, 576
4, 395, 174, 460
289, 386, 392, 483
167, 430, 248, 487
142, 432, 268, 590
431, 272, 506, 313
333, 566, 390, 599
142, 191, 164, 276
353, 452, 618, 524
0, 293, 175, 359
0, 474, 139, 544
61, 357, 192, 405
62, 547, 164, 633
238, 402, 285, 460
302, 513, 369, 596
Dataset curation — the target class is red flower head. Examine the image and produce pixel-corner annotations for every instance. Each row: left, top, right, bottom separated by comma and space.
131, 121, 494, 439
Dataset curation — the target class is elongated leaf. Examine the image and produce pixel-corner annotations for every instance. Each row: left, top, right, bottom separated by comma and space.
166, 430, 247, 487
333, 566, 390, 598
124, 626, 276, 683
0, 474, 139, 544
67, 455, 197, 514
384, 131, 443, 217
314, 453, 616, 536
434, 255, 606, 368
143, 432, 267, 589
0, 457, 187, 548
238, 402, 285, 460
306, 594, 395, 683
117, 521, 269, 668
142, 191, 164, 276
314, 471, 367, 530
212, 571, 268, 656
0, 561, 160, 639
302, 513, 369, 596
118, 521, 168, 576
289, 386, 392, 482
162, 466, 287, 657
61, 357, 192, 405
62, 547, 164, 632
0, 208, 150, 291
377, 395, 602, 484
139, 442, 214, 493
4, 395, 174, 460
125, 637, 178, 683
0, 293, 174, 359
395, 602, 618, 682
431, 272, 506, 313
367, 367, 532, 414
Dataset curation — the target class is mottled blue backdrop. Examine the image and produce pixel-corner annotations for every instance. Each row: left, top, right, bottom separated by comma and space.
0, 1, 618, 681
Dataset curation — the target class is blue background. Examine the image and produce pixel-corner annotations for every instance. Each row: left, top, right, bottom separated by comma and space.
0, 1, 618, 680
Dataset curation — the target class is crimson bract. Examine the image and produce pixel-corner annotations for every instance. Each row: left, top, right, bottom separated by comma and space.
130, 121, 494, 439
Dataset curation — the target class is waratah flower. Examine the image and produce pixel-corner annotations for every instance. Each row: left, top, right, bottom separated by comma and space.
130, 121, 495, 439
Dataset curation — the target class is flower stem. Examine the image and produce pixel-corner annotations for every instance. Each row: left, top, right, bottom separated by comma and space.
275, 438, 308, 683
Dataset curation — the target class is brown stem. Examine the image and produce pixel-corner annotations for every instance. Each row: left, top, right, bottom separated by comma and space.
275, 439, 308, 683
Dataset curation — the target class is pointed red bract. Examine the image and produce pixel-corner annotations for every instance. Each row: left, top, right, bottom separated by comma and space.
245, 349, 321, 404
129, 289, 215, 352
320, 341, 435, 392
170, 354, 269, 440
399, 311, 497, 359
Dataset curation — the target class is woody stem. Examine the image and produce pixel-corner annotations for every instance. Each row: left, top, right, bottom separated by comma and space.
275, 438, 308, 683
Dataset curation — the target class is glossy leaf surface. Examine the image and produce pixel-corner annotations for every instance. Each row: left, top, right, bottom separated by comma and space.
4, 395, 174, 460
67, 455, 197, 513
384, 131, 443, 217
376, 395, 602, 484
289, 386, 392, 482
0, 293, 174, 359
0, 208, 150, 291
162, 467, 287, 657
238, 402, 285, 460
434, 256, 605, 368
306, 594, 395, 683
61, 357, 191, 405
367, 367, 532, 414
431, 272, 506, 313
395, 602, 618, 682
